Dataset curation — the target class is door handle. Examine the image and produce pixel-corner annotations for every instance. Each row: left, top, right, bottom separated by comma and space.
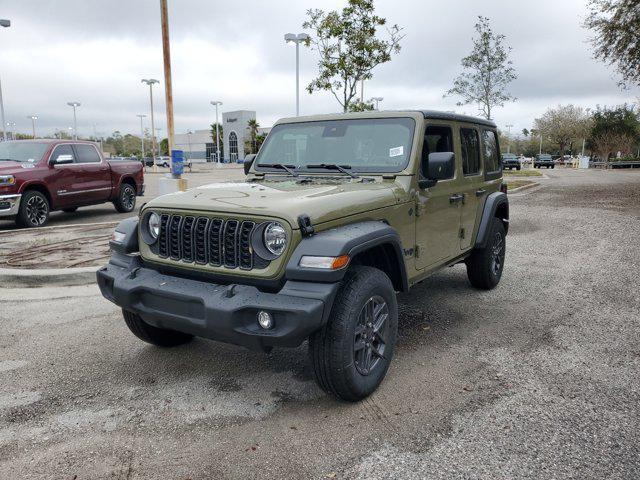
475, 188, 487, 197
449, 194, 464, 204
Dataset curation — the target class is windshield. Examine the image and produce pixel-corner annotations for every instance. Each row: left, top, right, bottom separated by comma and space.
256, 118, 416, 173
0, 142, 49, 163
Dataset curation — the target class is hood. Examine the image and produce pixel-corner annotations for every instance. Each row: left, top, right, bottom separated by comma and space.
145, 177, 408, 228
0, 161, 34, 174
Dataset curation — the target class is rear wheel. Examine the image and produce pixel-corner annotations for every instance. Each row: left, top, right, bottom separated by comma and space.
16, 190, 50, 228
122, 310, 193, 347
114, 183, 136, 213
466, 217, 506, 290
309, 266, 398, 402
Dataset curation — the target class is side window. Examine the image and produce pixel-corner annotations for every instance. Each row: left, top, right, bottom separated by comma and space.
481, 130, 501, 174
74, 144, 101, 163
460, 128, 481, 176
50, 144, 75, 163
421, 125, 454, 178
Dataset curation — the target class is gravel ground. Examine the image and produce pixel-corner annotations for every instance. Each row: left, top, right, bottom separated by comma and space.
0, 168, 639, 479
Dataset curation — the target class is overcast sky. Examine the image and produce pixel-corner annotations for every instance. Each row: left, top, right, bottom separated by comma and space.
1, 0, 638, 139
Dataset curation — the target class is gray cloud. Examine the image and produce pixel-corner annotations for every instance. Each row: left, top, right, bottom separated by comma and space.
1, 0, 637, 139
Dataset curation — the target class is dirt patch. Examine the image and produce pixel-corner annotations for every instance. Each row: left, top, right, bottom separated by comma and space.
0, 223, 115, 269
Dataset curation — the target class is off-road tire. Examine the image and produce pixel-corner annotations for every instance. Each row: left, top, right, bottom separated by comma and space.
63, 207, 78, 213
466, 217, 506, 290
309, 266, 398, 402
122, 309, 193, 347
114, 183, 136, 213
16, 190, 50, 228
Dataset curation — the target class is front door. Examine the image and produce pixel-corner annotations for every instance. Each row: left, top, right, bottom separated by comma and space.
415, 124, 463, 269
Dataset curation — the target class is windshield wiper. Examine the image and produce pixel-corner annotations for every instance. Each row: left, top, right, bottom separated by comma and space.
259, 163, 299, 177
306, 163, 359, 178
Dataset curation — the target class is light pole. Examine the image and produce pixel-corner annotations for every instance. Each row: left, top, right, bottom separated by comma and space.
506, 124, 513, 154
371, 97, 384, 110
210, 100, 222, 163
141, 79, 159, 169
187, 130, 192, 159
27, 115, 38, 138
0, 19, 10, 141
539, 132, 543, 155
581, 108, 591, 158
5, 121, 15, 140
136, 114, 146, 158
284, 33, 309, 116
67, 102, 80, 140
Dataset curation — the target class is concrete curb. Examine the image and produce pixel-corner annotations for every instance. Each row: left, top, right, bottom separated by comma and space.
508, 182, 541, 194
0, 266, 99, 288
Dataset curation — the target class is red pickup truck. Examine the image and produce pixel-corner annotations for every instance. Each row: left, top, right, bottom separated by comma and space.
0, 140, 144, 228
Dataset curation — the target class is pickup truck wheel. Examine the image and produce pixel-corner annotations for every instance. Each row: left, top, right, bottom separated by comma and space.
16, 190, 50, 228
114, 184, 136, 213
62, 207, 78, 213
122, 310, 193, 347
309, 266, 398, 402
466, 217, 506, 290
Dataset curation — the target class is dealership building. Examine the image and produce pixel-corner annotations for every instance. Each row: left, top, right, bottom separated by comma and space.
174, 110, 270, 162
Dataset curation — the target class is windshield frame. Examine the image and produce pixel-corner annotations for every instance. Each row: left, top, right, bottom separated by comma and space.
0, 141, 50, 164
254, 117, 417, 175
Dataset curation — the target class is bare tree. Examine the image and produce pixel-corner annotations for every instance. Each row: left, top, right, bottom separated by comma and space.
592, 132, 635, 163
535, 105, 592, 155
445, 16, 517, 120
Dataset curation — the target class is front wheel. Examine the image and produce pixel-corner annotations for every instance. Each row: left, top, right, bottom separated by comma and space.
114, 183, 136, 213
466, 217, 506, 290
309, 266, 398, 402
16, 190, 50, 228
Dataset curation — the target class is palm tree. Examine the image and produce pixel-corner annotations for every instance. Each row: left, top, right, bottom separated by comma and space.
247, 119, 260, 154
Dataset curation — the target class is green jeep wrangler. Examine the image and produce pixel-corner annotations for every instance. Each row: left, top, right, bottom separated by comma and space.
98, 111, 509, 401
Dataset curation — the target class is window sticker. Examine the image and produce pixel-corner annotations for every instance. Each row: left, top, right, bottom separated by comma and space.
389, 146, 404, 157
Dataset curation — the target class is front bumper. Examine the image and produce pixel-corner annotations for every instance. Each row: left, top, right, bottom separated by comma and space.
97, 254, 339, 350
0, 194, 21, 218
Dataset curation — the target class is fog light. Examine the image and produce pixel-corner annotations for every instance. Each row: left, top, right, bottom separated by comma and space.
257, 311, 274, 329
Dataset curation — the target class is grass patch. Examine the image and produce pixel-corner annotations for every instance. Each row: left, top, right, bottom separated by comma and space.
506, 180, 536, 191
503, 169, 542, 177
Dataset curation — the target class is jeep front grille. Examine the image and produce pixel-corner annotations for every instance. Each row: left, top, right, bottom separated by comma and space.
157, 214, 258, 270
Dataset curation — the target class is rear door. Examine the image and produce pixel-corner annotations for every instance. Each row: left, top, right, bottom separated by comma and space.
415, 124, 463, 269
71, 144, 112, 202
458, 125, 484, 250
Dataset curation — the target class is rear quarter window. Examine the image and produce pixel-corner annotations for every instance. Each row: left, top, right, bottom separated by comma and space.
481, 129, 502, 180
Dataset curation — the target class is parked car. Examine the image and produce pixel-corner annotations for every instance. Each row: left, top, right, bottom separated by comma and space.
0, 140, 144, 228
501, 153, 521, 170
534, 154, 555, 168
99, 110, 509, 401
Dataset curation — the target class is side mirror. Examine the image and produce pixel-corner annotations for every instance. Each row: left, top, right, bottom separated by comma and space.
244, 154, 256, 175
419, 152, 455, 188
51, 154, 74, 165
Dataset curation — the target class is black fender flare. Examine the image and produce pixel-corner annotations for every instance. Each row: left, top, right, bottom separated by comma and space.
285, 221, 409, 291
109, 217, 139, 254
475, 192, 509, 249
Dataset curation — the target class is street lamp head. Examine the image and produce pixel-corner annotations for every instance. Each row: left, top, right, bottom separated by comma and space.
137, 114, 147, 118
27, 115, 38, 120
296, 33, 310, 42
371, 97, 383, 102
285, 33, 309, 44
141, 79, 159, 85
210, 100, 222, 106
67, 102, 81, 107
0, 19, 10, 28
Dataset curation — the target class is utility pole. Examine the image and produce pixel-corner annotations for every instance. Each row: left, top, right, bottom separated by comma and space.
160, 0, 175, 156
137, 114, 146, 158
506, 124, 513, 154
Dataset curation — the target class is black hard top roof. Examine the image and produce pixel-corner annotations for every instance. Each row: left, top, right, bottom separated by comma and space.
417, 110, 497, 128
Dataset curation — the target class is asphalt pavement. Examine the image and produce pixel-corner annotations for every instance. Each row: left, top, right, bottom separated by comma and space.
1, 168, 639, 479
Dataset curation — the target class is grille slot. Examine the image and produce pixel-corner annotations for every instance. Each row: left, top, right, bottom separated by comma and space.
208, 219, 223, 266
153, 214, 260, 270
194, 217, 209, 264
158, 214, 170, 257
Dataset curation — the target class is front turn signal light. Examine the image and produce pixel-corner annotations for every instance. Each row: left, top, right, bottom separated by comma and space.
299, 255, 350, 270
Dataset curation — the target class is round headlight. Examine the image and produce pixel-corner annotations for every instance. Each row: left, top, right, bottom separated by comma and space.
263, 222, 287, 256
148, 212, 161, 240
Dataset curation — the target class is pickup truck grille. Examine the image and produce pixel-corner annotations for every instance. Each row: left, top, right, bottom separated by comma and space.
157, 214, 257, 270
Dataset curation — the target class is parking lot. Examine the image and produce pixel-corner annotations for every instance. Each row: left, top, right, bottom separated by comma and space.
1, 168, 639, 479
